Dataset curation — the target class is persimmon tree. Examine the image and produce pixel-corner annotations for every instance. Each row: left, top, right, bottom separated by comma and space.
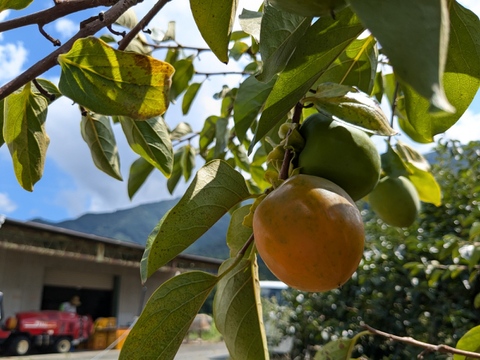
1, 0, 480, 359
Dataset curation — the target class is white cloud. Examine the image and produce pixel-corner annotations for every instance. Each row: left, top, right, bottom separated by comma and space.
54, 18, 78, 39
0, 42, 27, 82
441, 109, 480, 144
0, 193, 17, 213
0, 10, 10, 22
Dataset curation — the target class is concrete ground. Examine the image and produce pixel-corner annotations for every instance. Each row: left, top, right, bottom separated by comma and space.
0, 341, 229, 360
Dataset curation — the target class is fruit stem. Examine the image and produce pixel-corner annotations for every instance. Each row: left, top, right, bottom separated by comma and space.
279, 103, 303, 180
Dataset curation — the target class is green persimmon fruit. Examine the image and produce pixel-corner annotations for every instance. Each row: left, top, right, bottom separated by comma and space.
298, 113, 381, 201
268, 0, 347, 17
369, 176, 420, 228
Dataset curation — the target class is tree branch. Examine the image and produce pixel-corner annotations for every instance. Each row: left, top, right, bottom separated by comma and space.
0, 0, 118, 33
363, 324, 480, 359
0, 0, 142, 101
118, 0, 171, 51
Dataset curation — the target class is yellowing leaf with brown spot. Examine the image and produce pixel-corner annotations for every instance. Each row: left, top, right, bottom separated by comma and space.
58, 37, 174, 120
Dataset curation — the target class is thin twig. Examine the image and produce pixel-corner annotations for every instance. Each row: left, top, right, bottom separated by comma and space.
363, 324, 480, 359
0, 0, 118, 33
195, 71, 250, 77
118, 0, 171, 51
0, 0, 142, 101
32, 79, 56, 101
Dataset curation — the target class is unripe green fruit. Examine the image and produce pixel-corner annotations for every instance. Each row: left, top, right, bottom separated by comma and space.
298, 113, 381, 201
268, 0, 347, 17
369, 176, 420, 228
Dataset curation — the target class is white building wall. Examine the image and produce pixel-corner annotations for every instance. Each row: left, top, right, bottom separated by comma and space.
0, 247, 177, 327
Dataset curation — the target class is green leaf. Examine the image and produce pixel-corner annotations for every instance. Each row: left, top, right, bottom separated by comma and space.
303, 83, 396, 136
454, 325, 480, 360
189, 0, 238, 63
181, 144, 196, 181
58, 37, 175, 120
314, 338, 355, 359
214, 118, 229, 158
182, 82, 202, 115
119, 116, 173, 177
238, 9, 262, 41
170, 122, 193, 141
229, 143, 250, 172
0, 0, 32, 11
167, 149, 184, 194
32, 79, 62, 104
257, 4, 311, 83
199, 116, 220, 153
401, 2, 480, 142
348, 0, 453, 113
140, 160, 251, 281
394, 141, 441, 206
227, 205, 253, 257
3, 83, 49, 191
120, 271, 218, 360
316, 35, 378, 95
252, 9, 364, 151
115, 8, 138, 29
81, 112, 122, 181
380, 142, 410, 179
470, 222, 480, 241
170, 58, 194, 101
234, 75, 276, 143
127, 157, 154, 199
214, 258, 269, 360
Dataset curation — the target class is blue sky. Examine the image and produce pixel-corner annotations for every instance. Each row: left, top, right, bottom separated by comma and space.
0, 0, 479, 223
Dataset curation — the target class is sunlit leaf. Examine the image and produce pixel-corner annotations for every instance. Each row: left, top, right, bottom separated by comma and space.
58, 37, 175, 120
115, 8, 138, 29
453, 325, 480, 360
81, 112, 122, 181
395, 141, 431, 172
214, 118, 229, 158
170, 58, 194, 101
314, 338, 355, 359
181, 144, 196, 181
182, 82, 202, 115
227, 205, 253, 257
401, 2, 480, 142
214, 258, 268, 360
238, 9, 262, 41
394, 142, 441, 206
3, 82, 49, 191
120, 116, 173, 177
316, 35, 378, 95
140, 160, 251, 281
32, 79, 62, 104
170, 122, 193, 141
303, 83, 396, 136
190, 0, 238, 63
380, 142, 410, 179
127, 157, 154, 199
252, 9, 364, 152
348, 0, 453, 113
257, 4, 311, 83
234, 75, 276, 143
120, 271, 218, 360
469, 222, 480, 241
0, 0, 32, 11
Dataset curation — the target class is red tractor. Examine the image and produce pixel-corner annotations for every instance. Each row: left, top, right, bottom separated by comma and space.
0, 292, 94, 356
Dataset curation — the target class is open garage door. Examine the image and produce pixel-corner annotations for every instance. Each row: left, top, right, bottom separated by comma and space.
41, 268, 117, 320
